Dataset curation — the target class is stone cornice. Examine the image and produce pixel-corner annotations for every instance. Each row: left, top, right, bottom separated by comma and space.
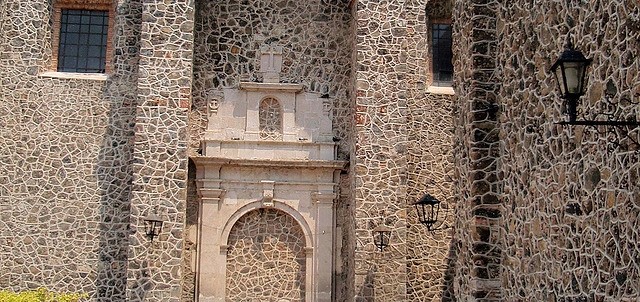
191, 156, 348, 170
311, 192, 337, 205
201, 139, 337, 147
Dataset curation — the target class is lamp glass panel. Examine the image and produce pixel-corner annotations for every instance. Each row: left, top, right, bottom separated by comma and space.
145, 221, 153, 236
563, 62, 583, 94
554, 67, 566, 95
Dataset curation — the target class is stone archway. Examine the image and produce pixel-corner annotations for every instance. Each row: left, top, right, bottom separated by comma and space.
226, 208, 306, 301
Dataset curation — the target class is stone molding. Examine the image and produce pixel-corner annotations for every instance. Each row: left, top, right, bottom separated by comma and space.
239, 82, 304, 92
38, 71, 109, 81
260, 180, 275, 207
311, 192, 338, 205
219, 201, 315, 248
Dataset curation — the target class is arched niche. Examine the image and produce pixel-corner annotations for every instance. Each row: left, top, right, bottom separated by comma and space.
225, 208, 308, 301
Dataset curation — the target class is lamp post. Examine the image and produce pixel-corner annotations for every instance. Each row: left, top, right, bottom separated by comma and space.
143, 213, 165, 242
550, 35, 592, 123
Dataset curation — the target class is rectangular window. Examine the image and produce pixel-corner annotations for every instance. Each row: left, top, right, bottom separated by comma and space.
51, 0, 113, 74
431, 23, 453, 86
57, 9, 108, 73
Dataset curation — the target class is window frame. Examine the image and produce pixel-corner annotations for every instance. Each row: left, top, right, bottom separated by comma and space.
430, 19, 453, 87
52, 0, 115, 74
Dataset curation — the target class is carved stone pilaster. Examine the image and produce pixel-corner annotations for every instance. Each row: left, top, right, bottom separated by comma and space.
196, 179, 226, 205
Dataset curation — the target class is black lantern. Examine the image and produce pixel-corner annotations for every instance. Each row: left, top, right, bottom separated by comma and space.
549, 34, 639, 151
413, 193, 442, 231
550, 35, 592, 122
143, 213, 164, 242
372, 225, 391, 251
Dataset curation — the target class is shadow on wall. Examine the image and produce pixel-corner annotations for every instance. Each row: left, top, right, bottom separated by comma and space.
93, 0, 141, 299
128, 259, 151, 301
355, 266, 375, 302
93, 76, 135, 300
182, 159, 200, 300
441, 234, 458, 301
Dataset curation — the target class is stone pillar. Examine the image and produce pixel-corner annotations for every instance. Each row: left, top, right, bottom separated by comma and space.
127, 0, 195, 301
453, 0, 503, 300
353, 1, 409, 301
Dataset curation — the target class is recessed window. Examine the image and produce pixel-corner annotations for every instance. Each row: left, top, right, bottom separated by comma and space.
431, 23, 453, 86
57, 9, 108, 73
52, 0, 113, 74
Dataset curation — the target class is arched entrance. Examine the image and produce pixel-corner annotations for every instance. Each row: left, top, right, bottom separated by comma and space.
226, 208, 306, 301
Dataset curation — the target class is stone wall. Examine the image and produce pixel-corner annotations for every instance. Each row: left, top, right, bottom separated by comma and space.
353, 0, 409, 299
452, 0, 640, 300
452, 0, 503, 300
0, 0, 140, 300
497, 0, 640, 300
406, 1, 456, 301
3, 0, 637, 301
406, 89, 456, 302
352, 0, 458, 300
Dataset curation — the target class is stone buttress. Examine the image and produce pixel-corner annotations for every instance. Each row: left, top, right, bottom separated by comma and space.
127, 1, 195, 301
453, 0, 503, 300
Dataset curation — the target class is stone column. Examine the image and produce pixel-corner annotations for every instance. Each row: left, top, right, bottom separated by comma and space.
127, 0, 195, 301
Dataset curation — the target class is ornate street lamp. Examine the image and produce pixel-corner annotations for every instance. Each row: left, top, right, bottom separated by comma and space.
550, 35, 592, 123
550, 34, 639, 150
413, 193, 449, 231
143, 212, 165, 242
372, 225, 391, 251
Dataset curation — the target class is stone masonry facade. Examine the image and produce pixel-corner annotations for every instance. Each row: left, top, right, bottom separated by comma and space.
1, 0, 639, 302
496, 0, 640, 300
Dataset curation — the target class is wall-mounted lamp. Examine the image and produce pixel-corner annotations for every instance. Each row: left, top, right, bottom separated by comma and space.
372, 225, 391, 252
551, 34, 639, 149
550, 35, 592, 123
143, 213, 165, 242
413, 193, 448, 231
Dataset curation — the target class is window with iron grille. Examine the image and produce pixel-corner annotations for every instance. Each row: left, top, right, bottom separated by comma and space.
57, 9, 108, 73
431, 23, 453, 86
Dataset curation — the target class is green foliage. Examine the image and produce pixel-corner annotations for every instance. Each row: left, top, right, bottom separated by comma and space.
0, 288, 87, 302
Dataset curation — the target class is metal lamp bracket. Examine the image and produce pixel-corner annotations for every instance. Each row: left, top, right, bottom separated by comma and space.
555, 94, 640, 152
